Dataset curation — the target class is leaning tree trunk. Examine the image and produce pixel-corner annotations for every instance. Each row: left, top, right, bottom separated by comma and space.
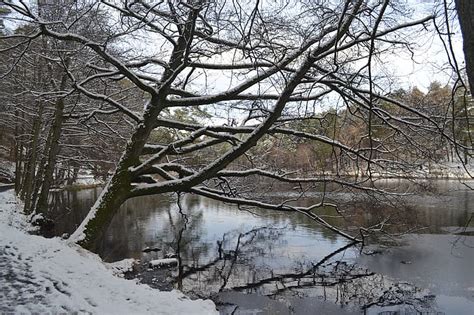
68, 159, 133, 251
456, 0, 474, 94
68, 116, 157, 251
68, 8, 200, 251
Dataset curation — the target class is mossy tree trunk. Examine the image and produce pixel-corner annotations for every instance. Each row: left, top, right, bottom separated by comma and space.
70, 8, 201, 251
71, 101, 163, 251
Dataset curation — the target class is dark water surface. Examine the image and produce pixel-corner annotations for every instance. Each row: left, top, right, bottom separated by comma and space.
48, 179, 474, 314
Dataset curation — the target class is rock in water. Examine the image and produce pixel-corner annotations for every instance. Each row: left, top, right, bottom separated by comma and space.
149, 258, 178, 268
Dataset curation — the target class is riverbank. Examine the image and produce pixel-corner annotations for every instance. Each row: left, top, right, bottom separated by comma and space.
305, 162, 474, 180
0, 189, 218, 314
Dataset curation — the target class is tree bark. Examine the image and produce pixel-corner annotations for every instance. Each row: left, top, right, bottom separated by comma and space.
69, 111, 158, 250
456, 0, 474, 94
34, 72, 68, 215
69, 8, 201, 250
21, 101, 44, 214
14, 109, 23, 192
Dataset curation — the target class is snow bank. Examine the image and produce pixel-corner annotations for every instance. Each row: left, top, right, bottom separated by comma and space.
0, 190, 35, 232
105, 258, 137, 277
0, 160, 14, 183
0, 189, 218, 314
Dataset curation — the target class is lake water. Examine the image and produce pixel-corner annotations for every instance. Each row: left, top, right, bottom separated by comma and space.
47, 179, 474, 314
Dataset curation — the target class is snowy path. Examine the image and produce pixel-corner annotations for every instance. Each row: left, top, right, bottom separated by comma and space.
0, 239, 49, 312
0, 190, 218, 314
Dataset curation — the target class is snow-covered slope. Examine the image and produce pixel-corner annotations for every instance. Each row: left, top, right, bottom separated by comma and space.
0, 190, 218, 314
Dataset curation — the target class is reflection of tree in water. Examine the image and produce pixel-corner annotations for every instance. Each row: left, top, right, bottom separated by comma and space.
262, 269, 438, 313
173, 224, 287, 294
48, 189, 443, 312
45, 188, 99, 237
165, 215, 438, 314
166, 195, 214, 268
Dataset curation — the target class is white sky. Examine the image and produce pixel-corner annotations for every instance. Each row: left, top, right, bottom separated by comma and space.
384, 0, 464, 91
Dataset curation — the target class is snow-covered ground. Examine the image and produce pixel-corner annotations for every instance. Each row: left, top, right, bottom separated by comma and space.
0, 189, 218, 314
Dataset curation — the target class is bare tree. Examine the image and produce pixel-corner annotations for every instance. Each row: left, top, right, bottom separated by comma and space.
1, 0, 472, 251
1, 0, 138, 218
437, 0, 474, 173
455, 0, 474, 94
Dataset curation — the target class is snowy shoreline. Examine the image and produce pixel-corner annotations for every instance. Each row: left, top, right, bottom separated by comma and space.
0, 189, 218, 314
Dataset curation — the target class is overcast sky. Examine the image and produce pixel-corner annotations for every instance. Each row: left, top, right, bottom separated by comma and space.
385, 0, 464, 91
